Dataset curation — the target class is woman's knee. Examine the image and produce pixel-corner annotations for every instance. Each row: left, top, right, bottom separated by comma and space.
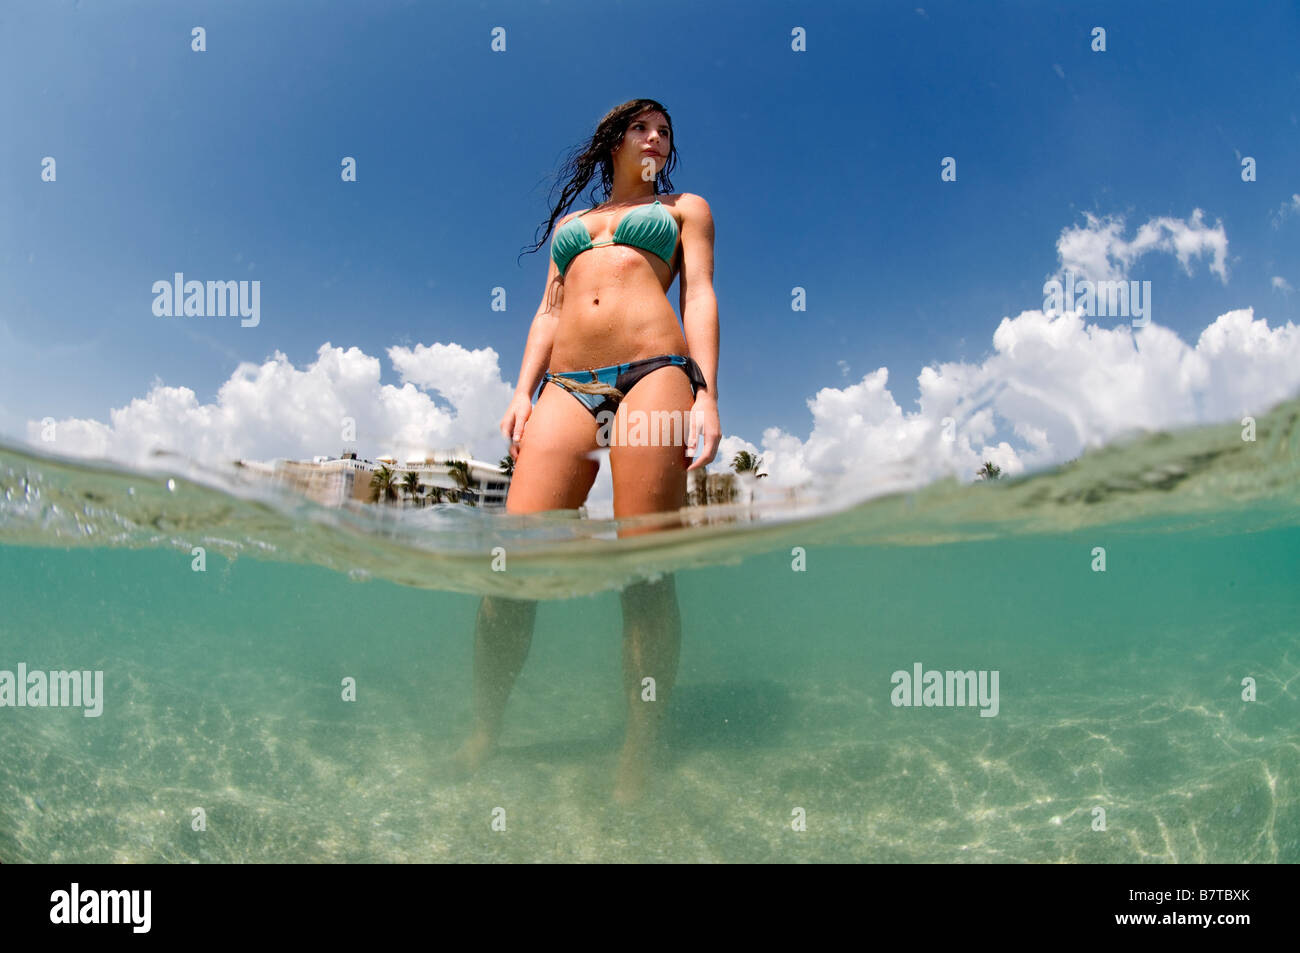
620, 572, 676, 609
481, 593, 537, 617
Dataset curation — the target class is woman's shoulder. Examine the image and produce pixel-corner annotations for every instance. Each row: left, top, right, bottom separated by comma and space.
664, 192, 712, 222
556, 206, 587, 228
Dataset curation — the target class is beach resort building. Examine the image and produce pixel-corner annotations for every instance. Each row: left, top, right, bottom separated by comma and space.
246, 449, 511, 509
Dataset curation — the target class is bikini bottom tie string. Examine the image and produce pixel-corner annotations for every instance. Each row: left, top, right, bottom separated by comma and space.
551, 375, 623, 399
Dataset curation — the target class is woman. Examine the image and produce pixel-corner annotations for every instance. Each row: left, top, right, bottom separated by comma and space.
456, 99, 719, 803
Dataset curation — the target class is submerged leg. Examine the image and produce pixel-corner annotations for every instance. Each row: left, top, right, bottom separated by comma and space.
614, 573, 682, 803
454, 594, 538, 771
606, 362, 695, 802
454, 376, 598, 770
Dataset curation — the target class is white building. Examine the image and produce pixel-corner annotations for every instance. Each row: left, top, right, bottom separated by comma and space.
248, 449, 511, 508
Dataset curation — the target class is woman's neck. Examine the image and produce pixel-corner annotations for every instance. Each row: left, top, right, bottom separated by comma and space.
603, 183, 657, 206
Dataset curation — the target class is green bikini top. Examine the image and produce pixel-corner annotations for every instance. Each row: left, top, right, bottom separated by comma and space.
551, 199, 679, 276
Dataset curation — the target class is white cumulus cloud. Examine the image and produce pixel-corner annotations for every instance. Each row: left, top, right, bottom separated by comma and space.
749, 307, 1300, 503
28, 342, 513, 468
1053, 209, 1228, 284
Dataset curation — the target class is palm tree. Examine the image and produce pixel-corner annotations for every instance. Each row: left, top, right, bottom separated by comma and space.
498, 454, 515, 476
731, 450, 768, 478
400, 469, 423, 507
370, 465, 399, 503
688, 469, 707, 506
729, 450, 766, 505
976, 461, 1002, 480
447, 459, 477, 506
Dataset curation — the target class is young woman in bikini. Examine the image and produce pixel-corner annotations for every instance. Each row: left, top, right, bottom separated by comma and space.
455, 98, 719, 803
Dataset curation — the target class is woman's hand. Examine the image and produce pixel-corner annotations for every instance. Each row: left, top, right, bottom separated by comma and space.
685, 393, 720, 471
500, 392, 535, 460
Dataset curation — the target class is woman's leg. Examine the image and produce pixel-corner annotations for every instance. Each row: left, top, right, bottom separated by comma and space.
456, 382, 599, 770
615, 573, 681, 802
457, 594, 538, 770
607, 364, 695, 801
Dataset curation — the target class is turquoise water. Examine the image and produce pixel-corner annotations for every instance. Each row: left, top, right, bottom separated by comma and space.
1, 400, 1298, 862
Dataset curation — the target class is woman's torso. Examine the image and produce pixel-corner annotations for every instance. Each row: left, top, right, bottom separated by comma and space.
549, 195, 686, 371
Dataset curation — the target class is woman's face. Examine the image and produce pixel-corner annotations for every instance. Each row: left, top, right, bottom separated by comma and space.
615, 111, 671, 180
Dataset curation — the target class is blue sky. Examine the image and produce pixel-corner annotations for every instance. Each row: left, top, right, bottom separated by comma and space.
2, 0, 1299, 503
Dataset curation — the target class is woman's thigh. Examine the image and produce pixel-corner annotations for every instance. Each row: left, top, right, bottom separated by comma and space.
608, 365, 696, 521
505, 383, 601, 514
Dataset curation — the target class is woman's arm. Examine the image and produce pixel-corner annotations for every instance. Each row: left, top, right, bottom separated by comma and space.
500, 231, 573, 453
677, 193, 720, 470
678, 193, 718, 398
512, 237, 569, 401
